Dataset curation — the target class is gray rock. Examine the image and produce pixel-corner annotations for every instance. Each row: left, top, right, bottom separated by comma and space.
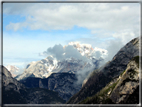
110, 57, 139, 104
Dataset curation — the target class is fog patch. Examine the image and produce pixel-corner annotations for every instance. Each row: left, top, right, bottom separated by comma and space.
105, 39, 124, 61
75, 66, 96, 85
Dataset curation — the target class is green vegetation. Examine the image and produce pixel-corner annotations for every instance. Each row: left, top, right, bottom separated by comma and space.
80, 79, 119, 104
120, 70, 126, 76
2, 87, 27, 104
99, 80, 119, 97
3, 86, 65, 104
26, 88, 66, 104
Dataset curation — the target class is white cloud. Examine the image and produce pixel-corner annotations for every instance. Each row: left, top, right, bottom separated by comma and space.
3, 2, 140, 69
105, 39, 124, 61
112, 30, 138, 44
3, 3, 140, 52
4, 3, 140, 35
43, 44, 88, 61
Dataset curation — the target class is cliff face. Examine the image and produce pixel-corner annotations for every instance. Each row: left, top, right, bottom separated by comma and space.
2, 66, 65, 104
110, 56, 139, 104
67, 37, 139, 104
80, 56, 140, 104
20, 73, 82, 101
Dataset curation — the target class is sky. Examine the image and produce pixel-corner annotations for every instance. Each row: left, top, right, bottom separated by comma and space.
2, 2, 140, 73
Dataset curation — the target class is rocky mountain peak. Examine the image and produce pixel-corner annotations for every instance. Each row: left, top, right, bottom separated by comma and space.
67, 41, 108, 60
16, 41, 107, 81
5, 65, 19, 77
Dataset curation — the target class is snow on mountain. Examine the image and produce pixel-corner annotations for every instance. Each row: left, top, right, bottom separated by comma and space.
15, 42, 108, 81
68, 42, 108, 59
5, 65, 19, 77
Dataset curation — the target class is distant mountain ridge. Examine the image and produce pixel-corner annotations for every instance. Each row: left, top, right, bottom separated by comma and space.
5, 65, 19, 77
2, 37, 140, 104
67, 37, 139, 104
15, 42, 107, 81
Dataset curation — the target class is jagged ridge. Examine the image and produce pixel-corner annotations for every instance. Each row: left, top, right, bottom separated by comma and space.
67, 37, 139, 104
80, 56, 139, 104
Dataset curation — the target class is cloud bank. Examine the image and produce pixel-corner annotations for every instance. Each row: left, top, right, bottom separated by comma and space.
43, 44, 89, 62
4, 3, 140, 39
3, 3, 140, 82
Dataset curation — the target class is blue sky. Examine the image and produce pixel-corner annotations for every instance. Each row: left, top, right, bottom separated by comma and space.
3, 3, 140, 72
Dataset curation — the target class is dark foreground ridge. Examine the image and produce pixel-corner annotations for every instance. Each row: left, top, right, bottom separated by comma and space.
2, 66, 65, 104
80, 56, 140, 104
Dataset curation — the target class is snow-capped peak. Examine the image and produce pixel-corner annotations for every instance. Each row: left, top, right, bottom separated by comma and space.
16, 41, 108, 80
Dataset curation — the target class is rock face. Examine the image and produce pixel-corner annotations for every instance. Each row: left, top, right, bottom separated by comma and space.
2, 66, 65, 104
80, 56, 139, 104
20, 73, 82, 101
110, 56, 139, 104
67, 37, 139, 104
15, 56, 55, 80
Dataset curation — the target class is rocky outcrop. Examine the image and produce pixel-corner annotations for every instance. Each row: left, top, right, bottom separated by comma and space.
15, 57, 54, 80
2, 66, 65, 104
67, 37, 139, 104
20, 73, 82, 101
80, 56, 139, 104
110, 56, 139, 104
80, 56, 140, 104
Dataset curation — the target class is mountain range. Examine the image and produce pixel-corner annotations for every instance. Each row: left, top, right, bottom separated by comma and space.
2, 37, 140, 105
15, 42, 107, 81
